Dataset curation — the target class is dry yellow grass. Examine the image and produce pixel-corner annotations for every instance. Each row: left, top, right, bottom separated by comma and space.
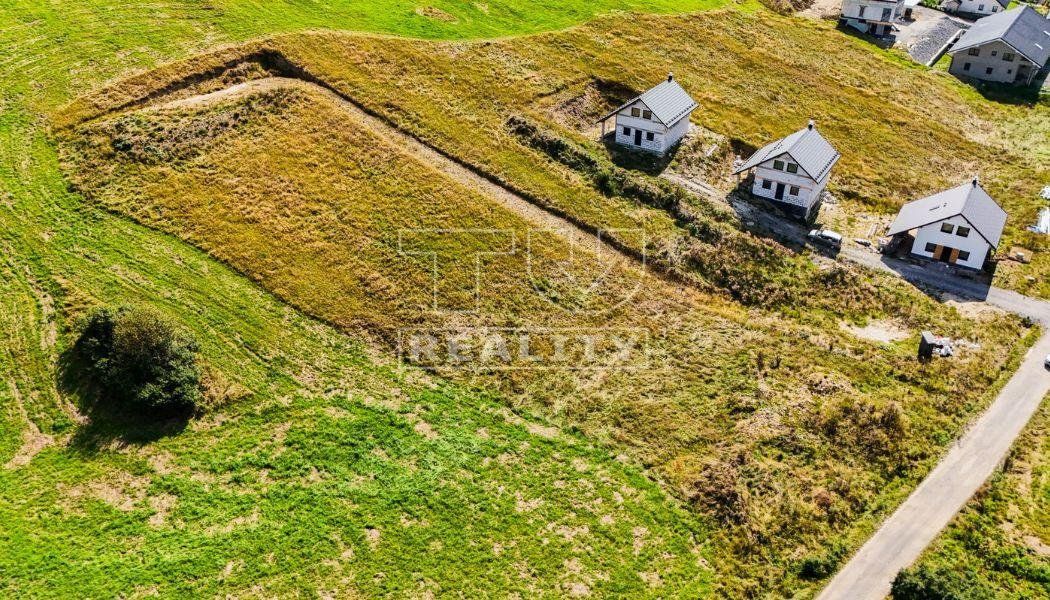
258, 10, 1048, 297
58, 63, 1036, 594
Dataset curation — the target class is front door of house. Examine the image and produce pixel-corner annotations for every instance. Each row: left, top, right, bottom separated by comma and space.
774, 183, 785, 200
634, 130, 642, 145
933, 245, 957, 264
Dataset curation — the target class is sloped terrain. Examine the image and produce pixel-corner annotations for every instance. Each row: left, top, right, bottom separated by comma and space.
258, 11, 1048, 298
3, 0, 1048, 596
56, 27, 1038, 594
901, 399, 1050, 598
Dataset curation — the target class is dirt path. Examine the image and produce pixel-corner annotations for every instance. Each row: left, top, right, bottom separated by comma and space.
149, 79, 1050, 598
151, 77, 641, 274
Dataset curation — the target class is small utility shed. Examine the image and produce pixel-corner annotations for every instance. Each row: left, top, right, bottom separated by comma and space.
597, 74, 698, 155
732, 121, 841, 222
886, 178, 1007, 270
947, 6, 1050, 86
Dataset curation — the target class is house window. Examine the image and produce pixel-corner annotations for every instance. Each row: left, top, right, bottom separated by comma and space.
786, 163, 798, 174
940, 223, 954, 233
773, 160, 785, 171
761, 180, 772, 190
956, 226, 970, 237
882, 7, 891, 20
623, 127, 631, 135
642, 110, 652, 119
924, 242, 937, 253
990, 50, 998, 57
1007, 69, 1013, 74
645, 132, 655, 141
992, 4, 997, 10
959, 250, 971, 261
631, 108, 640, 117
977, 4, 984, 10
858, 5, 866, 17
789, 185, 800, 196
968, 48, 980, 56
985, 67, 993, 75
964, 62, 971, 71
1003, 53, 1015, 62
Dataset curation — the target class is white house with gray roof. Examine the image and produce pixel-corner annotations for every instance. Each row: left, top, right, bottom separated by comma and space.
840, 0, 906, 37
732, 121, 841, 221
940, 0, 1008, 18
947, 6, 1050, 86
886, 178, 1007, 270
597, 73, 698, 155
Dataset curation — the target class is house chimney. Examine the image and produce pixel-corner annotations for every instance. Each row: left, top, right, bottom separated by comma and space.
667, 72, 674, 82
807, 119, 815, 130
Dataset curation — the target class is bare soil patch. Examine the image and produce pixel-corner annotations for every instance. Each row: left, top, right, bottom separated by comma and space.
551, 78, 638, 134
840, 319, 910, 344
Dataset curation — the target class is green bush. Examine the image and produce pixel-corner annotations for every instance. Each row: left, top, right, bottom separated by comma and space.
77, 306, 202, 416
891, 565, 996, 600
798, 542, 846, 580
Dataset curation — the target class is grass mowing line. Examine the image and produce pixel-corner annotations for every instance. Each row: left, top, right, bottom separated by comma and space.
56, 38, 1039, 598
2, 2, 1041, 596
56, 46, 709, 295
0, 104, 718, 599
65, 54, 709, 300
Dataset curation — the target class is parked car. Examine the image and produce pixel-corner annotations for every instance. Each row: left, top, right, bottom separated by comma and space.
807, 229, 843, 249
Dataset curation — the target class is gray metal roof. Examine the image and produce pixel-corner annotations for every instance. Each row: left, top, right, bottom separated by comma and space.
950, 6, 1050, 67
598, 75, 698, 127
731, 122, 841, 183
886, 179, 1008, 247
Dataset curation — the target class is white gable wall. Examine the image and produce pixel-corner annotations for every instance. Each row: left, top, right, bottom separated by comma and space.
956, 0, 1004, 16
949, 40, 1035, 83
911, 214, 992, 270
840, 0, 904, 22
749, 153, 827, 214
612, 99, 690, 155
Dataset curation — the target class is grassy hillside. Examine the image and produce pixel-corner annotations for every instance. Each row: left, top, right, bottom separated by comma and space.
0, 0, 733, 598
0, 213, 715, 598
244, 10, 1047, 297
1, 0, 1046, 597
899, 397, 1050, 598
56, 34, 1038, 595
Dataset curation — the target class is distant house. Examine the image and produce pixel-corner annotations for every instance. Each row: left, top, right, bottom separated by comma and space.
947, 6, 1050, 86
840, 0, 906, 37
940, 0, 1008, 18
732, 121, 841, 221
886, 178, 1007, 270
597, 74, 698, 156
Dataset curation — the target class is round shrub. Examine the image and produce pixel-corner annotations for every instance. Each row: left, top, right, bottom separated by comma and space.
78, 306, 202, 416
891, 565, 995, 600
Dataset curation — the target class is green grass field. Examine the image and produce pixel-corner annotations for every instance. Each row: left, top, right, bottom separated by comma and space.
52, 11, 1043, 595
0, 1, 729, 597
901, 397, 1050, 598
2, 0, 1048, 597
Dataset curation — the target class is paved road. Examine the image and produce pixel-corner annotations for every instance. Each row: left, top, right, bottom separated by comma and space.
819, 243, 1050, 599
668, 175, 1050, 598
818, 328, 1050, 600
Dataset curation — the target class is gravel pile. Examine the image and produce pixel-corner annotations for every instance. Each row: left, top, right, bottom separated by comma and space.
907, 18, 966, 65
